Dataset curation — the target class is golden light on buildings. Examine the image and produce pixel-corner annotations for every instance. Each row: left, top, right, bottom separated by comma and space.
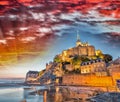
63, 50, 67, 56
95, 49, 103, 56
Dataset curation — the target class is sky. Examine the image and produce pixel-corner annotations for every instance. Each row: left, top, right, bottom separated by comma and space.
0, 0, 120, 78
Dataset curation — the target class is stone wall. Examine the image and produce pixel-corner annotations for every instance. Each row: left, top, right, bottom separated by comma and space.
25, 71, 39, 83
112, 72, 120, 86
62, 74, 114, 87
62, 45, 95, 59
80, 60, 106, 74
87, 46, 95, 56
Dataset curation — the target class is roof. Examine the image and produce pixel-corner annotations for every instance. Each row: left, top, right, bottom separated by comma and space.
81, 58, 103, 66
27, 71, 39, 74
112, 57, 120, 65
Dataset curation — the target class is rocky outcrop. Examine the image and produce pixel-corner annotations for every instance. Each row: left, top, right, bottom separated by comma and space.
25, 71, 40, 84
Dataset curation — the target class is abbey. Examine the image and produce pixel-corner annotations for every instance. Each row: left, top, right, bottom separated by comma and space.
26, 33, 120, 90
61, 34, 95, 61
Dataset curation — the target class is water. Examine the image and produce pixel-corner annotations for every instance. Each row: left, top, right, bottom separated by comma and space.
0, 86, 45, 102
0, 79, 44, 102
1, 80, 120, 102
0, 87, 24, 102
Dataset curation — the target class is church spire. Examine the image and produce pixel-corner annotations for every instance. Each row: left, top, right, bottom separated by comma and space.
77, 30, 80, 41
76, 31, 82, 47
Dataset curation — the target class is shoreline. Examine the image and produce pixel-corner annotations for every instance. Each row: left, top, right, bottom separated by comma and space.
0, 82, 120, 102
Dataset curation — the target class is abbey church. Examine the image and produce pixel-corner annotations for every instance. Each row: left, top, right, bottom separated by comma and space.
26, 33, 120, 90
60, 34, 96, 61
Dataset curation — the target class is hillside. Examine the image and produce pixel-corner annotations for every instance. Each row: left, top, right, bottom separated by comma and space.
25, 37, 113, 84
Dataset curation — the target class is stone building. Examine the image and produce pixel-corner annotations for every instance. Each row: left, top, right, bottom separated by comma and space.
53, 63, 63, 77
25, 71, 39, 83
46, 61, 55, 70
65, 64, 74, 71
80, 59, 107, 76
108, 64, 120, 75
61, 34, 95, 61
108, 57, 120, 76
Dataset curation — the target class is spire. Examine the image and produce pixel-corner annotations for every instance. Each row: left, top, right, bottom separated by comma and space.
77, 30, 80, 41
76, 30, 82, 47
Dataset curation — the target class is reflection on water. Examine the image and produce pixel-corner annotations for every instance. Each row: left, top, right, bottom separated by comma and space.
23, 86, 91, 102
0, 87, 24, 102
23, 86, 45, 102
23, 86, 96, 102
0, 85, 116, 102
45, 86, 94, 102
0, 86, 44, 102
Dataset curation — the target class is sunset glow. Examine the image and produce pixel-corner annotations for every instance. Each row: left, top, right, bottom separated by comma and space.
0, 0, 120, 78
0, 1, 9, 5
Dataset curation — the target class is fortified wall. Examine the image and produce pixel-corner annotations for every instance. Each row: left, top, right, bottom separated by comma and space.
61, 35, 120, 89
35, 34, 120, 88
62, 69, 120, 91
62, 74, 114, 87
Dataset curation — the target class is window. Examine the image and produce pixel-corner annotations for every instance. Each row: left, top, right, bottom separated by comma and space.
97, 64, 100, 67
102, 64, 104, 67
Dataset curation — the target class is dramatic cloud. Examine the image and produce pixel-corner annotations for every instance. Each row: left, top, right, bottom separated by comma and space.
0, 0, 120, 77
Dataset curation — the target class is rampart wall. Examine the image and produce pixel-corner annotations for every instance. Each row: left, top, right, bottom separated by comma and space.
62, 74, 116, 87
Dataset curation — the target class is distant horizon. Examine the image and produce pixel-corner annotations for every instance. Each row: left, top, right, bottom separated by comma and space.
0, 77, 25, 79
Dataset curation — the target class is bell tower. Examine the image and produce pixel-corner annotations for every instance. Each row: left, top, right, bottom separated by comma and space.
76, 31, 82, 47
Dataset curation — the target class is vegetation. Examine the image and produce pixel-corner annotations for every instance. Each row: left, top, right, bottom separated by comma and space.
53, 50, 112, 75
54, 55, 62, 63
103, 54, 113, 63
95, 49, 104, 59
72, 55, 90, 65
39, 69, 46, 76
72, 68, 81, 74
64, 68, 81, 74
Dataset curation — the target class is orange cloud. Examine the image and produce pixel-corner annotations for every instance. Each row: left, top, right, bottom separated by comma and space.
0, 1, 9, 5
86, 0, 104, 3
18, 0, 33, 3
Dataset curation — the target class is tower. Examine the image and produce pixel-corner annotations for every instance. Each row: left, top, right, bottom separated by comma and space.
76, 31, 82, 47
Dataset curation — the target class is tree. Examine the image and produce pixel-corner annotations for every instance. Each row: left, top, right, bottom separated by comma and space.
54, 55, 62, 63
72, 55, 90, 65
74, 68, 81, 74
72, 55, 81, 65
80, 56, 90, 62
103, 54, 113, 63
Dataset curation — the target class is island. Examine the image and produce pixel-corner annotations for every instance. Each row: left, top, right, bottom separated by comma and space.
25, 34, 120, 92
